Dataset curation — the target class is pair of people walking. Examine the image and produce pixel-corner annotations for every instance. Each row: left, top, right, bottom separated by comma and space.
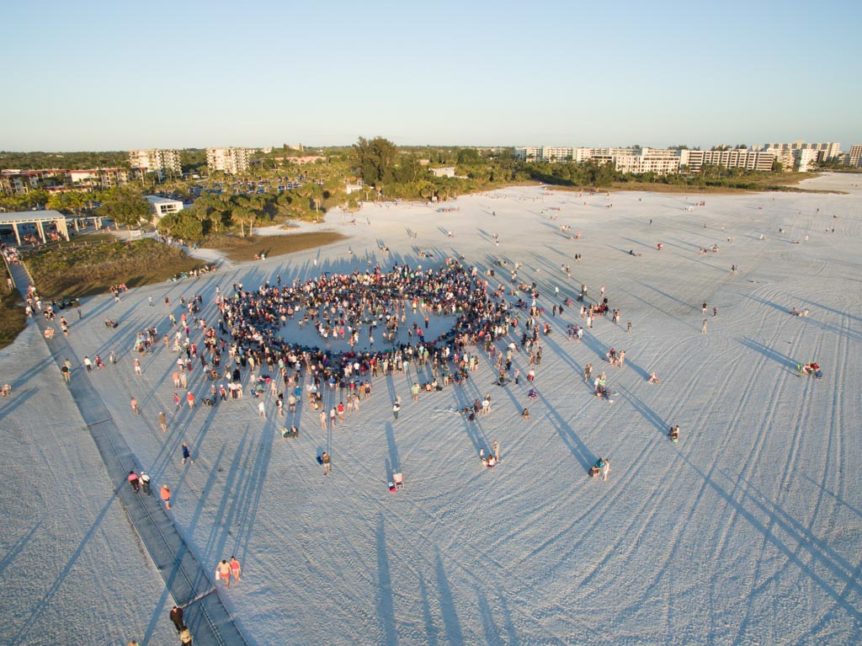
215, 556, 242, 588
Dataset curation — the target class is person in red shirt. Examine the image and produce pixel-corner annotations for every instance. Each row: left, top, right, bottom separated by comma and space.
160, 485, 172, 509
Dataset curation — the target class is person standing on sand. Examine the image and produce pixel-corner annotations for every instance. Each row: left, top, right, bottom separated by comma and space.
128, 470, 140, 493
160, 484, 172, 509
322, 451, 331, 475
170, 605, 184, 632
230, 556, 241, 583
130, 397, 140, 415
181, 442, 193, 465
159, 411, 168, 433
216, 559, 231, 587
601, 459, 611, 481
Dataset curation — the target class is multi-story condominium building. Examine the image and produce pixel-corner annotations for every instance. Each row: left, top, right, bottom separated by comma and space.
576, 147, 634, 164
207, 147, 253, 174
513, 147, 543, 162
0, 168, 128, 195
96, 167, 129, 189
771, 149, 796, 171
541, 147, 574, 161
795, 148, 820, 172
848, 145, 862, 168
128, 149, 182, 176
754, 141, 842, 162
65, 168, 129, 189
679, 150, 705, 172
0, 170, 41, 195
512, 145, 777, 176
681, 149, 775, 173
634, 148, 680, 174
577, 147, 680, 175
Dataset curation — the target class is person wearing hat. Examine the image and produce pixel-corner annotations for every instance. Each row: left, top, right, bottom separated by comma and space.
127, 471, 140, 493
140, 472, 151, 495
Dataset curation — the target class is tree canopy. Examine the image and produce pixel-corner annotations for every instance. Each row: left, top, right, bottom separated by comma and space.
353, 137, 398, 185
97, 187, 150, 234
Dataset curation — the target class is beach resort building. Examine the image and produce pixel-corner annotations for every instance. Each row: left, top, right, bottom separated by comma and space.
848, 145, 862, 168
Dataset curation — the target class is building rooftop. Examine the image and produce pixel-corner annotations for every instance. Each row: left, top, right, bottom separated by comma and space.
0, 210, 66, 224
145, 195, 183, 205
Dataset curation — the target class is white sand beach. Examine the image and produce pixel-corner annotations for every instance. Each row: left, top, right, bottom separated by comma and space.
1, 173, 860, 645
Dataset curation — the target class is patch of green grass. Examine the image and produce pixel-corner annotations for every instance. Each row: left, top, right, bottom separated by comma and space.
23, 238, 204, 299
204, 231, 346, 262
0, 265, 25, 349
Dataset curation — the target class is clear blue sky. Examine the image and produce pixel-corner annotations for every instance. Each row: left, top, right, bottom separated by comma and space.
1, 0, 860, 150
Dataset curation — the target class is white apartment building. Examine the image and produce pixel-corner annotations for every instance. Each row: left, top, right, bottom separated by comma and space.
207, 147, 252, 175
848, 145, 862, 168
128, 149, 182, 176
541, 147, 574, 161
681, 149, 775, 173
755, 141, 842, 162
679, 150, 704, 172
576, 147, 679, 175
514, 147, 543, 162
795, 148, 820, 172
634, 148, 680, 174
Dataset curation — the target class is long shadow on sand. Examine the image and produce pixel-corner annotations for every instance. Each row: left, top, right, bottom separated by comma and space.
738, 337, 800, 373
435, 547, 465, 644
717, 469, 862, 639
532, 387, 595, 472
663, 448, 862, 629
376, 514, 398, 645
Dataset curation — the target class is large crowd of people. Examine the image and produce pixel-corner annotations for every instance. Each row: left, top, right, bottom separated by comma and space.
216, 258, 544, 394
